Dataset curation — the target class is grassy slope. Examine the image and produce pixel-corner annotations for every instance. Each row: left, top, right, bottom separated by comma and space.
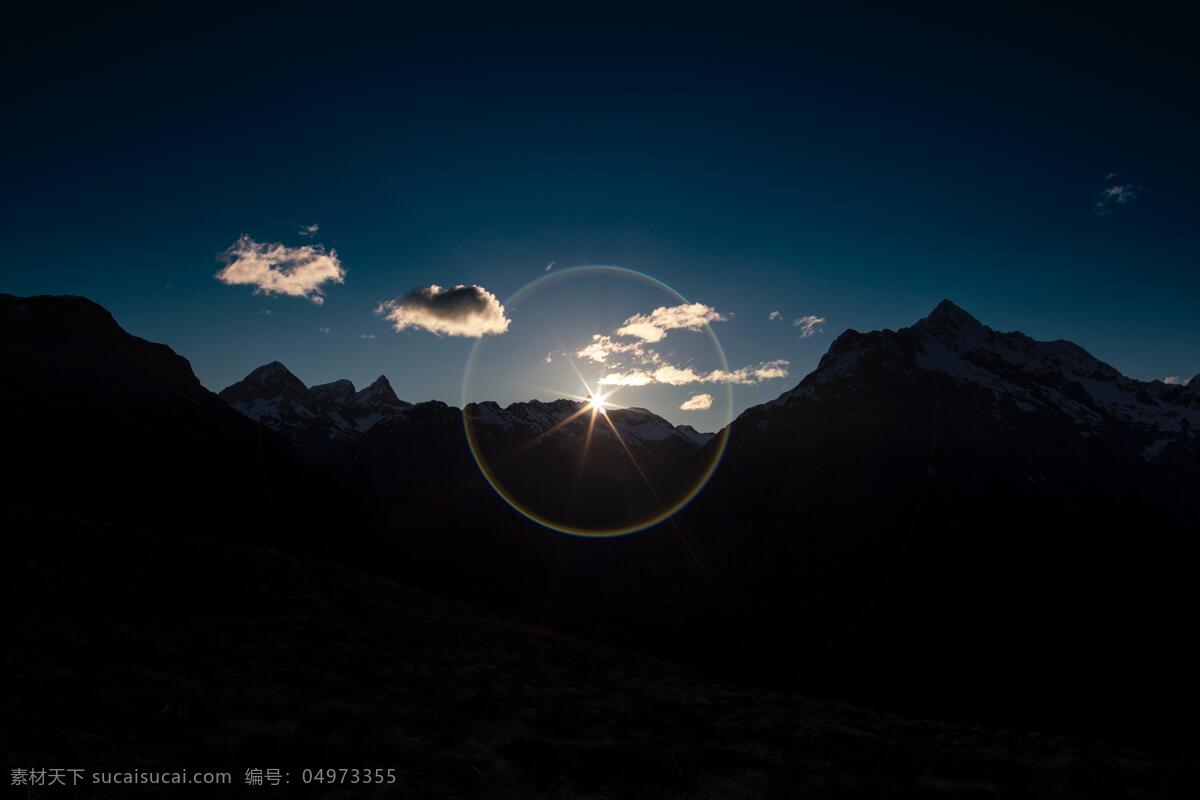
2, 506, 1195, 799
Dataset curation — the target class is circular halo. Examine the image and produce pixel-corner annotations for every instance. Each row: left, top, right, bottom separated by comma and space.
462, 265, 732, 538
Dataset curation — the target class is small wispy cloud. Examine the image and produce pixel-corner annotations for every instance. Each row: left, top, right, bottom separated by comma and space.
258, 309, 272, 316
543, 352, 553, 364
359, 333, 376, 340
704, 359, 790, 384
768, 310, 783, 321
544, 261, 555, 272
376, 284, 511, 337
794, 315, 827, 338
319, 326, 331, 334
1095, 174, 1139, 217
299, 223, 320, 237
1163, 376, 1183, 385
598, 359, 788, 387
216, 235, 345, 304
598, 370, 655, 386
680, 393, 713, 411
617, 302, 727, 343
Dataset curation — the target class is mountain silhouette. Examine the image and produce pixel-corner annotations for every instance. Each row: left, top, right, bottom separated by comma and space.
3, 292, 1199, 748
0, 293, 373, 548
677, 298, 1200, 735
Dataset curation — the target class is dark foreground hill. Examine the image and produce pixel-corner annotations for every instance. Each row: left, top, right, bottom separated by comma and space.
0, 293, 376, 547
4, 506, 1197, 799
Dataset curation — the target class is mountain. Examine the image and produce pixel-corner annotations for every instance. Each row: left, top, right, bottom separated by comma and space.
677, 299, 1200, 736
218, 362, 719, 532
0, 293, 371, 544
773, 299, 1200, 462
341, 398, 715, 533
6, 291, 1200, 749
219, 363, 411, 463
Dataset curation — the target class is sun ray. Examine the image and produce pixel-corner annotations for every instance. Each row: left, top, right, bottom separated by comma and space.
559, 349, 596, 399
577, 404, 599, 480
507, 403, 595, 458
520, 383, 593, 403
600, 410, 668, 510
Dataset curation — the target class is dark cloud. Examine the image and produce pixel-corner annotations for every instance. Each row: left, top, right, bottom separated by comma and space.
375, 284, 511, 337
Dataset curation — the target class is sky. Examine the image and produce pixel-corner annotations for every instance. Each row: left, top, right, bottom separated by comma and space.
3, 7, 1198, 427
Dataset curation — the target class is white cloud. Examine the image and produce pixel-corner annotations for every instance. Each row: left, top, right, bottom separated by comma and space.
299, 223, 320, 237
258, 309, 272, 316
543, 353, 553, 364
359, 334, 376, 340
216, 234, 345, 304
376, 284, 511, 337
576, 334, 660, 364
1095, 174, 1139, 217
584, 299, 787, 390
598, 370, 655, 386
616, 302, 727, 343
598, 359, 788, 386
680, 393, 713, 411
652, 364, 701, 385
768, 310, 783, 321
703, 359, 790, 384
794, 315, 827, 338
319, 326, 331, 334
1163, 376, 1183, 385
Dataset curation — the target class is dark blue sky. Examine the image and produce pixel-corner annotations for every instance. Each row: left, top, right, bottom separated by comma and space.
4, 6, 1197, 425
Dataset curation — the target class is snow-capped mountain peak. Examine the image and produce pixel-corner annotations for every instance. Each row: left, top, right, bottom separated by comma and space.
219, 364, 411, 462
919, 298, 985, 332
769, 300, 1199, 462
356, 375, 403, 408
311, 379, 356, 404
235, 361, 309, 399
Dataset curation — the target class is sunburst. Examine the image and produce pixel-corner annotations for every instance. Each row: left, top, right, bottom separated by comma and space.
587, 392, 609, 414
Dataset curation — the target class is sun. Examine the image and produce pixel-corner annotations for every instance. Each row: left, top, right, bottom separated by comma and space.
588, 393, 609, 414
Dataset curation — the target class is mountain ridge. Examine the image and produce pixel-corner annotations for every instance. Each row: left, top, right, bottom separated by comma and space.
218, 363, 412, 463
768, 298, 1199, 464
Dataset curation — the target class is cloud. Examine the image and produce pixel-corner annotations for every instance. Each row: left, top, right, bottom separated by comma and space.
545, 261, 555, 272
543, 353, 554, 364
584, 298, 787, 390
576, 334, 660, 364
653, 365, 702, 385
680, 393, 713, 411
616, 302, 727, 343
216, 235, 345, 304
794, 315, 827, 338
598, 370, 655, 386
703, 359, 790, 384
359, 334, 376, 340
376, 284, 511, 337
258, 309, 272, 316
299, 223, 320, 237
1163, 376, 1183, 385
598, 359, 788, 386
768, 310, 783, 321
319, 326, 331, 334
1094, 174, 1139, 216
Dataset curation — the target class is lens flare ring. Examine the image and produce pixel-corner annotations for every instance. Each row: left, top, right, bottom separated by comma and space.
461, 265, 732, 538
